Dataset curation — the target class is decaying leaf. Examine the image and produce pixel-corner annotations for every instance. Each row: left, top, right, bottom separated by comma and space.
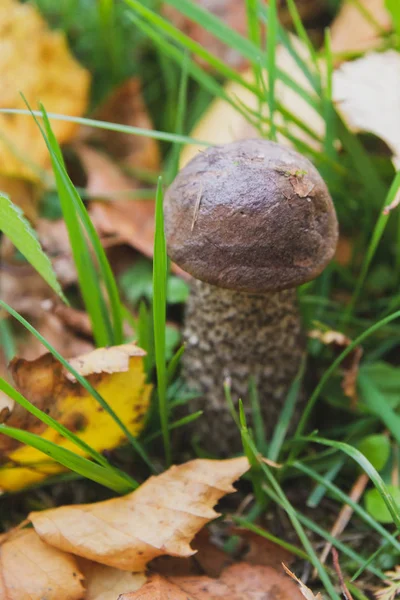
0, 0, 90, 180
283, 565, 323, 600
0, 343, 151, 491
330, 0, 391, 56
79, 559, 146, 600
122, 563, 304, 599
0, 529, 84, 600
29, 457, 250, 570
334, 50, 400, 168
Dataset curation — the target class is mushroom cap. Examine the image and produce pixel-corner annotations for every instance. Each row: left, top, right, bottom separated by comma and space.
164, 139, 339, 293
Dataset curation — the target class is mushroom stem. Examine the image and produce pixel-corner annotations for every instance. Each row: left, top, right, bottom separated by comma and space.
182, 279, 305, 454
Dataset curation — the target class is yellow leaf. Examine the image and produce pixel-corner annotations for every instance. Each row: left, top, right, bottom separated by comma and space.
0, 343, 152, 492
29, 457, 250, 571
0, 0, 90, 180
0, 529, 84, 600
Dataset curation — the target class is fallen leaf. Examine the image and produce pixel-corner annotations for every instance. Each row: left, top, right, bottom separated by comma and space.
283, 564, 323, 600
0, 342, 151, 491
334, 50, 400, 168
79, 559, 146, 600
29, 457, 250, 570
0, 0, 90, 180
86, 78, 160, 173
330, 0, 391, 57
0, 528, 84, 600
122, 563, 304, 599
375, 565, 400, 599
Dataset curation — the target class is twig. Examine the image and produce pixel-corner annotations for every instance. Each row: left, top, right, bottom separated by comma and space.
332, 548, 354, 600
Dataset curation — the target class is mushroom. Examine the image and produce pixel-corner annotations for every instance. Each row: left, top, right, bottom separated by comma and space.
164, 139, 338, 455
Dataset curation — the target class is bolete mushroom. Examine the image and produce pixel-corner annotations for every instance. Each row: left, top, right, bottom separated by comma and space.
164, 139, 338, 455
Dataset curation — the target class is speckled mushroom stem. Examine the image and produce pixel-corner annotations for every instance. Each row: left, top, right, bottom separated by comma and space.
182, 279, 305, 455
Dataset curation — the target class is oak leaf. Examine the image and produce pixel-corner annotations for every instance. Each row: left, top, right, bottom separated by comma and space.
29, 457, 250, 571
0, 529, 84, 600
0, 343, 151, 491
0, 0, 90, 180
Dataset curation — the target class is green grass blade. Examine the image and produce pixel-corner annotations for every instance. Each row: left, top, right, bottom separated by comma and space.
159, 0, 322, 112
0, 109, 210, 147
153, 177, 171, 466
290, 308, 400, 459
0, 300, 155, 471
248, 376, 267, 454
0, 318, 16, 361
0, 193, 66, 302
358, 372, 400, 444
0, 425, 134, 494
295, 461, 400, 553
39, 105, 124, 345
167, 345, 185, 384
268, 356, 306, 462
167, 51, 190, 183
266, 0, 278, 141
242, 433, 340, 599
302, 436, 400, 530
344, 169, 400, 323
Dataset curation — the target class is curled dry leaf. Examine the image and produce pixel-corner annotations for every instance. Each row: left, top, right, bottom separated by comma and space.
0, 0, 90, 181
0, 343, 151, 491
330, 0, 391, 57
79, 559, 146, 600
122, 563, 304, 599
0, 529, 84, 600
29, 457, 250, 571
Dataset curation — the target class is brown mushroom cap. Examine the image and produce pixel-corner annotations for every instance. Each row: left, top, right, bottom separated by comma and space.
164, 139, 338, 293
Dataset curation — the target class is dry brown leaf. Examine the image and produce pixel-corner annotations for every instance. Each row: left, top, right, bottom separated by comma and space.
29, 457, 249, 571
0, 343, 151, 491
79, 559, 146, 600
0, 529, 84, 600
87, 78, 160, 173
122, 563, 304, 599
283, 565, 323, 600
330, 0, 391, 56
0, 0, 90, 180
334, 50, 400, 168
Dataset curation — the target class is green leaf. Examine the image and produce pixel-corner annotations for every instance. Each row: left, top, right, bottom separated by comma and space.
358, 372, 400, 444
357, 435, 391, 472
0, 193, 65, 302
360, 362, 400, 408
167, 277, 190, 304
365, 486, 400, 524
